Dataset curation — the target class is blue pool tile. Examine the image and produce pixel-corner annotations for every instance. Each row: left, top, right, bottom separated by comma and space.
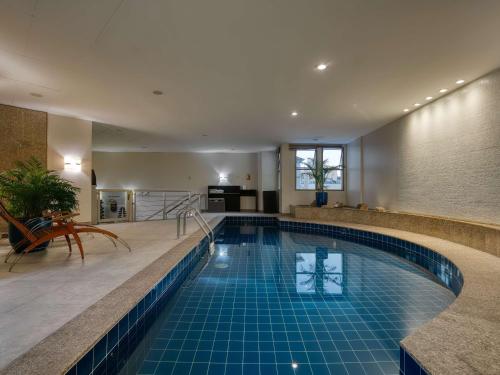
155, 362, 175, 375
310, 363, 330, 375
328, 363, 349, 375
138, 360, 157, 374
93, 335, 107, 367
107, 324, 118, 350
208, 363, 227, 375
276, 364, 296, 375
69, 220, 460, 375
191, 362, 209, 375
225, 363, 242, 375
92, 357, 107, 375
173, 362, 192, 373
76, 349, 93, 375
344, 362, 367, 375
242, 363, 259, 375
118, 314, 128, 339
260, 363, 278, 375
403, 351, 422, 375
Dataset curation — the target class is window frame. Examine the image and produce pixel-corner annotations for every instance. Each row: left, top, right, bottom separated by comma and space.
294, 146, 344, 191
295, 148, 317, 191
321, 146, 344, 191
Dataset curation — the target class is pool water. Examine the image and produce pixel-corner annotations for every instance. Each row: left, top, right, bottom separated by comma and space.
121, 224, 455, 375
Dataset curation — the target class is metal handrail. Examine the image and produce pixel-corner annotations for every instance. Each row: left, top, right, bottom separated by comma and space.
176, 205, 214, 253
142, 193, 199, 221
133, 190, 202, 221
95, 189, 205, 224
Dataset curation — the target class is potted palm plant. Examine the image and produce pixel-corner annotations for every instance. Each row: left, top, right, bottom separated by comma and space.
0, 158, 80, 253
303, 158, 343, 207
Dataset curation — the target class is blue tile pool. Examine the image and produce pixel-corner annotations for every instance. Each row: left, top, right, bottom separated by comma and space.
109, 222, 455, 375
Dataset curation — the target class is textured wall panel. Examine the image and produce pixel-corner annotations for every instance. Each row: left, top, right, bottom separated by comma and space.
346, 138, 362, 205
347, 68, 500, 225
0, 104, 47, 171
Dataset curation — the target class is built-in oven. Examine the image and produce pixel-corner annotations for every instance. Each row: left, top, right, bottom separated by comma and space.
208, 198, 225, 212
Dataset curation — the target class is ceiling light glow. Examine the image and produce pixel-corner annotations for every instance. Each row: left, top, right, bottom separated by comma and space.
291, 111, 298, 117
456, 79, 465, 84
316, 63, 327, 71
414, 103, 420, 107
291, 362, 299, 369
403, 108, 409, 112
439, 88, 448, 93
426, 96, 433, 100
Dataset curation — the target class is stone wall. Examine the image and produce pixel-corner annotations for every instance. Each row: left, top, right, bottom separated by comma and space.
292, 206, 500, 257
0, 104, 47, 231
0, 104, 47, 171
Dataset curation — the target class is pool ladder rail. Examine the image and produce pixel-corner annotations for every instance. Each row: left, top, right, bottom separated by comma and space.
176, 205, 215, 254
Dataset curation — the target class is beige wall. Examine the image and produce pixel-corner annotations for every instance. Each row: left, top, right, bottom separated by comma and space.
47, 114, 93, 222
93, 152, 259, 209
279, 144, 346, 213
347, 68, 500, 224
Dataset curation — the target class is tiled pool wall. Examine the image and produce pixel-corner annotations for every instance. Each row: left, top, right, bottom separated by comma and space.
400, 347, 430, 375
66, 220, 225, 375
67, 216, 462, 375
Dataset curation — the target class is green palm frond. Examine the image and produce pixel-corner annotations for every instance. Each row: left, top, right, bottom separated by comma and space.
303, 158, 343, 191
0, 157, 80, 219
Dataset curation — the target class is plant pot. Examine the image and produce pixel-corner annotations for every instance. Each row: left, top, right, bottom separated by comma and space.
316, 191, 328, 207
8, 218, 52, 253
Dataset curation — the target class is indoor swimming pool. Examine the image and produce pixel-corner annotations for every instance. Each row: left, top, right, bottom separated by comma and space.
113, 221, 456, 375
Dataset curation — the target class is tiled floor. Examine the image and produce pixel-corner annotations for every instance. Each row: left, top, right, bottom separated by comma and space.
124, 224, 455, 375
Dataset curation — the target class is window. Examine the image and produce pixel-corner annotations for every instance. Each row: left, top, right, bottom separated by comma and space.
322, 148, 343, 190
295, 146, 344, 190
295, 149, 316, 190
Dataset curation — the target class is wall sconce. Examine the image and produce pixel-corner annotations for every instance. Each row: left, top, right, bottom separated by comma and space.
218, 173, 228, 184
64, 156, 82, 172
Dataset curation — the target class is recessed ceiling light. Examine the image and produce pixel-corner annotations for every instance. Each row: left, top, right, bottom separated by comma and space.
439, 88, 448, 93
456, 79, 465, 84
316, 63, 327, 71
426, 96, 433, 100
30, 92, 43, 98
403, 108, 409, 112
291, 361, 299, 369
414, 103, 420, 107
152, 90, 163, 95
291, 111, 298, 117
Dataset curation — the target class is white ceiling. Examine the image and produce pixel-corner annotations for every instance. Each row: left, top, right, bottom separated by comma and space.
1, 0, 500, 152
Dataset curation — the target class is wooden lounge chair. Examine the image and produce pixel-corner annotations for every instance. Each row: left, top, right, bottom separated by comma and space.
0, 201, 130, 271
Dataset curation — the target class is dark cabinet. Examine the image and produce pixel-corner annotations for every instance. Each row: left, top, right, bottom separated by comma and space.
208, 186, 241, 212
263, 191, 279, 213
